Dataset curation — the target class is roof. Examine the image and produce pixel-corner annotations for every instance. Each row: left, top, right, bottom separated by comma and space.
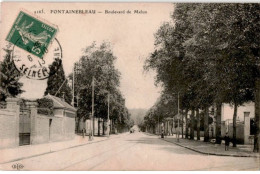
45, 94, 77, 112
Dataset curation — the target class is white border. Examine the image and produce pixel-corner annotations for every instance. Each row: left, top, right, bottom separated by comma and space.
1, 0, 260, 2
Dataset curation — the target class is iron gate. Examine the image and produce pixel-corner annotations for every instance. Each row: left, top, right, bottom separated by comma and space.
19, 102, 31, 146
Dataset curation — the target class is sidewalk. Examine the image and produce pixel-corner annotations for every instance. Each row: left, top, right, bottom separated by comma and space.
0, 133, 124, 164
148, 133, 259, 158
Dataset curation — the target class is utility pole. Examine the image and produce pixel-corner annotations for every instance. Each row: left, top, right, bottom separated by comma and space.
92, 77, 95, 138
89, 113, 93, 141
72, 64, 75, 107
107, 93, 110, 137
88, 77, 95, 141
158, 115, 160, 136
177, 92, 180, 142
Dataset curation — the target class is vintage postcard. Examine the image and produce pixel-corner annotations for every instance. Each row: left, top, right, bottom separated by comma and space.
0, 1, 259, 171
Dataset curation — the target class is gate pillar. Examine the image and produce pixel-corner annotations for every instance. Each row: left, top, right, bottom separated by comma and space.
26, 101, 38, 145
6, 98, 20, 147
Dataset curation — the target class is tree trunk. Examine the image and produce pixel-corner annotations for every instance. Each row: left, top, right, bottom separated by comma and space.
76, 116, 81, 133
190, 109, 195, 140
254, 79, 260, 152
233, 103, 238, 147
113, 119, 115, 134
110, 119, 113, 134
98, 118, 101, 136
181, 110, 184, 138
93, 117, 95, 136
196, 108, 200, 141
185, 109, 189, 139
216, 102, 222, 144
204, 106, 209, 142
102, 119, 105, 135
171, 120, 175, 136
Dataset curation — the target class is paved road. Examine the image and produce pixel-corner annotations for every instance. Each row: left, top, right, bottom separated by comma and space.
1, 132, 259, 171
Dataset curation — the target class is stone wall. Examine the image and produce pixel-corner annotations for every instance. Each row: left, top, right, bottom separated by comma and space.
0, 98, 20, 149
32, 114, 75, 144
0, 98, 76, 148
63, 115, 75, 139
78, 118, 100, 135
51, 116, 63, 142
227, 123, 244, 144
32, 114, 50, 144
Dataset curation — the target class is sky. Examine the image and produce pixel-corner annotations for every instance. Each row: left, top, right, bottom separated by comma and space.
0, 2, 174, 109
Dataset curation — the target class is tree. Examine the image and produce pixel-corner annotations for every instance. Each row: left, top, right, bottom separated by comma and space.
74, 42, 131, 134
0, 48, 23, 101
144, 3, 260, 147
200, 4, 258, 146
44, 58, 72, 104
179, 3, 259, 146
142, 90, 179, 135
144, 4, 211, 140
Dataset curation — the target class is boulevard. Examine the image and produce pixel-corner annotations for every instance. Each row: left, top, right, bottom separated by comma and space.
1, 132, 259, 171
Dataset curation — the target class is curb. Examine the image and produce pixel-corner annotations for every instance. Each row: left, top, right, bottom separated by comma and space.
144, 132, 259, 158
0, 133, 127, 164
162, 139, 259, 158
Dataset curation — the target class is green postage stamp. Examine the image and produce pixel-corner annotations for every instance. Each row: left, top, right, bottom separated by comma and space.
6, 11, 58, 59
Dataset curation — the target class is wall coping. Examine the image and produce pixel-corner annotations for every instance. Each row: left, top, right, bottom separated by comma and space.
25, 101, 38, 107
6, 97, 21, 103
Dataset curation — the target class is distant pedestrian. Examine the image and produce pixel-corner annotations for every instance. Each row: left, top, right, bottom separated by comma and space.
89, 129, 93, 140
161, 129, 164, 138
224, 133, 230, 151
82, 128, 86, 138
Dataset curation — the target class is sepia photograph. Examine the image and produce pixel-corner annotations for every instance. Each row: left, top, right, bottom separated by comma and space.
0, 1, 259, 171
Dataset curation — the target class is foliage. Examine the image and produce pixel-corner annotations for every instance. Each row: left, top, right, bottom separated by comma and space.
44, 58, 72, 104
143, 4, 260, 145
0, 48, 23, 101
142, 91, 178, 129
36, 98, 54, 115
74, 42, 132, 129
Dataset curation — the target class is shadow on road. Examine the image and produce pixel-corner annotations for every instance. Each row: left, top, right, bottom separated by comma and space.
125, 135, 201, 155
158, 146, 203, 155
126, 138, 161, 145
